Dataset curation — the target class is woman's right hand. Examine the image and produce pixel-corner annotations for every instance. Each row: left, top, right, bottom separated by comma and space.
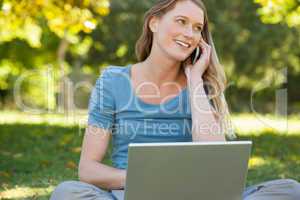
184, 37, 212, 81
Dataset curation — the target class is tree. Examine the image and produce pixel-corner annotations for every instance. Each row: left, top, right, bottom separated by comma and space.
255, 0, 300, 27
0, 0, 110, 112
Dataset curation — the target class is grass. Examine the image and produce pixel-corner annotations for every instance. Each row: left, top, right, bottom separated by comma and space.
0, 111, 299, 199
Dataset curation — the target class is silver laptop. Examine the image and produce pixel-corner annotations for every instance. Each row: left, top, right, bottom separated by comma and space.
113, 141, 252, 200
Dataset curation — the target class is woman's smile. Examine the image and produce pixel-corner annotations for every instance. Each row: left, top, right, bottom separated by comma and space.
174, 40, 191, 48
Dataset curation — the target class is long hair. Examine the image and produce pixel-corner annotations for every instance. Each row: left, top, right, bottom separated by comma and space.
135, 0, 235, 138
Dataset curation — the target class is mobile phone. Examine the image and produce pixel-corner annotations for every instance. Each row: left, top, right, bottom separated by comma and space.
191, 46, 201, 64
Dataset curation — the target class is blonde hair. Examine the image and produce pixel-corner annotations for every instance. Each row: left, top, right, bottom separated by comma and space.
135, 0, 235, 138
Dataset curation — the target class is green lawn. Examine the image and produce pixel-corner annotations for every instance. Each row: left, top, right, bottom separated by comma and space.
0, 112, 299, 199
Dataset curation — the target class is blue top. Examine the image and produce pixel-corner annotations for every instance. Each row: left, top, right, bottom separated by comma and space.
88, 64, 192, 169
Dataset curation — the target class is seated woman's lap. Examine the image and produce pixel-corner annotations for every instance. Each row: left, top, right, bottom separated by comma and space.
50, 178, 300, 200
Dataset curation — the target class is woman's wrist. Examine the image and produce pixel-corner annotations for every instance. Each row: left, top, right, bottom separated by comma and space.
187, 75, 204, 90
184, 67, 204, 80
120, 169, 127, 188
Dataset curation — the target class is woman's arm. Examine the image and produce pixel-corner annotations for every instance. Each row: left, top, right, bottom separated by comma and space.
185, 37, 225, 142
187, 76, 225, 142
78, 125, 126, 190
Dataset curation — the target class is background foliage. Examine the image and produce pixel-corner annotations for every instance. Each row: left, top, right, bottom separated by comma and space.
0, 0, 299, 114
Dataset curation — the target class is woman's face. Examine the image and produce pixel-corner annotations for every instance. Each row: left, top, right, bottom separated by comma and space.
150, 0, 204, 61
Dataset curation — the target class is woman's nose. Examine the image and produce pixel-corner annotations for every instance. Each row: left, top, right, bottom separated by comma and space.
183, 25, 194, 38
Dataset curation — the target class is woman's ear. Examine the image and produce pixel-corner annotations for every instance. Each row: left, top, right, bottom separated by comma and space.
149, 16, 159, 33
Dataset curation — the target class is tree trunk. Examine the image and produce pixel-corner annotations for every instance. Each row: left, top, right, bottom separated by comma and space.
57, 37, 73, 114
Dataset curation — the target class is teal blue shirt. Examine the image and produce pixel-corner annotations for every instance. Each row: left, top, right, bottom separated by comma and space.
88, 64, 192, 169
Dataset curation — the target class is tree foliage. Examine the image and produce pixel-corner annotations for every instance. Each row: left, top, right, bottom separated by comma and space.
0, 0, 299, 113
255, 0, 300, 27
0, 0, 110, 46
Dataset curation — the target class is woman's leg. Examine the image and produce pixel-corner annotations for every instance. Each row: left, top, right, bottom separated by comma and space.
243, 179, 300, 200
50, 180, 116, 200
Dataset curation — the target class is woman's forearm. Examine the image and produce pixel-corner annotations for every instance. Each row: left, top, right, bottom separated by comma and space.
79, 160, 126, 190
188, 78, 225, 142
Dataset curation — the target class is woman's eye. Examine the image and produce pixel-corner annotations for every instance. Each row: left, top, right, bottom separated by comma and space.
195, 26, 202, 32
177, 19, 186, 25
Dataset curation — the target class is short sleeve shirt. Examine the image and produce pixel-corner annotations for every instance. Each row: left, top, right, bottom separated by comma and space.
88, 64, 192, 169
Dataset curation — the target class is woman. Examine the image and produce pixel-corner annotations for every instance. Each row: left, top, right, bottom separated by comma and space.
50, 0, 300, 199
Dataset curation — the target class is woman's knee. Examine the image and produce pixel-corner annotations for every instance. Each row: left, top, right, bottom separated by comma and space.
50, 181, 82, 200
290, 179, 300, 200
280, 179, 300, 200
244, 178, 300, 200
50, 180, 114, 200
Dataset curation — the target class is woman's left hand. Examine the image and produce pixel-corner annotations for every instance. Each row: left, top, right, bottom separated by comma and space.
184, 37, 211, 80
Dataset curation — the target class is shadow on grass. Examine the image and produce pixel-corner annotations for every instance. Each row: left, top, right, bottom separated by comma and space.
0, 124, 299, 199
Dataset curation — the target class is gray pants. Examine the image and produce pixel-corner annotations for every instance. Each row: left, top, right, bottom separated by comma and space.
50, 179, 300, 200
50, 180, 120, 200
